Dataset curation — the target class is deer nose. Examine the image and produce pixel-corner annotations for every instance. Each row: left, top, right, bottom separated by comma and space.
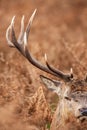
79, 108, 87, 116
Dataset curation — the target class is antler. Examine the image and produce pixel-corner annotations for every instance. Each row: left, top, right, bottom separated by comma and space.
6, 9, 73, 82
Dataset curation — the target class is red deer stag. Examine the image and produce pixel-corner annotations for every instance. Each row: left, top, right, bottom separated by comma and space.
6, 10, 87, 130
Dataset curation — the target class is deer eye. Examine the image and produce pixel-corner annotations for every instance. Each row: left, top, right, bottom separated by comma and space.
65, 96, 71, 101
74, 99, 79, 102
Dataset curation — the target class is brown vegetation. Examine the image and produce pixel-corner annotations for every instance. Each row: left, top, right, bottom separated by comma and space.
0, 0, 87, 130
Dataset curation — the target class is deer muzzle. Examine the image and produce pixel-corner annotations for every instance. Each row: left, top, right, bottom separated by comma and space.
77, 108, 87, 122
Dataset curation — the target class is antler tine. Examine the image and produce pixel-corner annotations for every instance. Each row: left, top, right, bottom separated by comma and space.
6, 15, 26, 57
18, 15, 25, 44
44, 53, 73, 81
6, 16, 16, 47
70, 68, 73, 78
24, 9, 37, 44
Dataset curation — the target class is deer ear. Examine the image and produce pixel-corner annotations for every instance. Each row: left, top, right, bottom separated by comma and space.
40, 75, 62, 94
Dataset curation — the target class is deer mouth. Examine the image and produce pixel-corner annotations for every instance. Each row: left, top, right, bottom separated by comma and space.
77, 115, 87, 122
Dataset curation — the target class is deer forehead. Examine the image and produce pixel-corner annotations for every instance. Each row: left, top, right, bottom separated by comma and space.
66, 79, 87, 92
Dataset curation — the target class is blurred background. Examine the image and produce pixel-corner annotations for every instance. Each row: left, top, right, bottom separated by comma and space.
0, 0, 87, 129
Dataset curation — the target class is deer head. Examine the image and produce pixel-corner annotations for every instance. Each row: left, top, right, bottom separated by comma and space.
6, 10, 87, 130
